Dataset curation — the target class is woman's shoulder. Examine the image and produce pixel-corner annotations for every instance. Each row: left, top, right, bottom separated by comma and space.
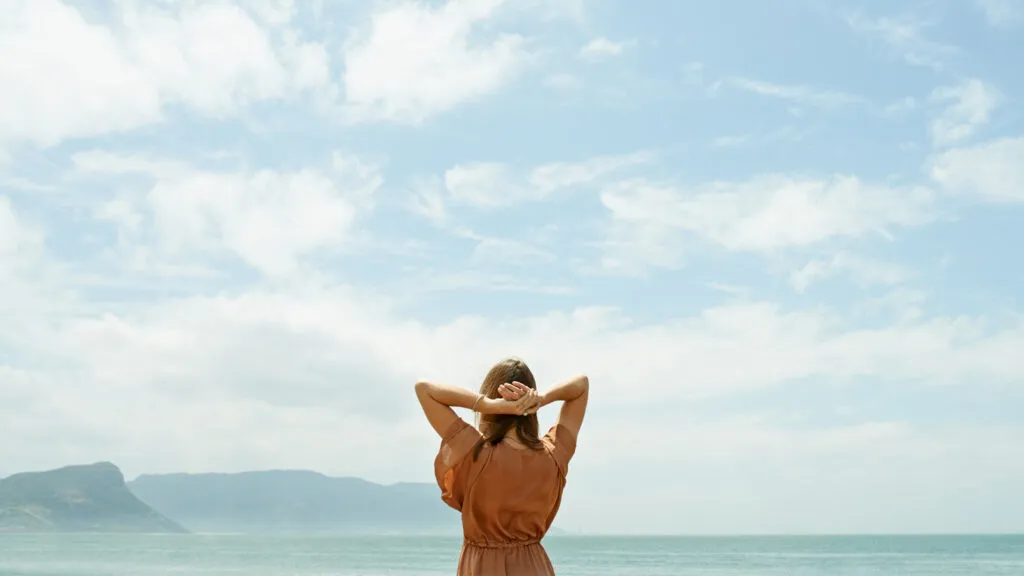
542, 423, 577, 446
539, 424, 577, 477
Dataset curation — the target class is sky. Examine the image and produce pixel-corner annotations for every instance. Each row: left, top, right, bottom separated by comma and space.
1, 0, 1023, 536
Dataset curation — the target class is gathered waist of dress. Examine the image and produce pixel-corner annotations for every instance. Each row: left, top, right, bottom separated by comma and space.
463, 537, 542, 549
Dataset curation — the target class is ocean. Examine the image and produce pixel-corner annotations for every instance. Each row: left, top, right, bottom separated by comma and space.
1, 534, 1022, 575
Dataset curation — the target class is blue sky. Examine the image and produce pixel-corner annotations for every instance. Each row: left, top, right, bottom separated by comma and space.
2, 0, 1024, 535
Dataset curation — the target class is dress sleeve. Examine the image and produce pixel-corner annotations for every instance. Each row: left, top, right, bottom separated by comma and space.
434, 417, 483, 511
542, 424, 578, 478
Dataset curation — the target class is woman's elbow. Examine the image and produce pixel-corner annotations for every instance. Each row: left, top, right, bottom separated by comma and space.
414, 380, 431, 398
576, 374, 590, 395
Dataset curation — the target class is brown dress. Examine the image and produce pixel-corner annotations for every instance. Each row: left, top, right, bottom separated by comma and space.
434, 418, 577, 575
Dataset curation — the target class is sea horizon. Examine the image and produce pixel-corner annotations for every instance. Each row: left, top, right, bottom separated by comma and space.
3, 533, 1024, 576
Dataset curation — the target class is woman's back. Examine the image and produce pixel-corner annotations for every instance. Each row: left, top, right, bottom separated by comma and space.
435, 419, 577, 575
414, 362, 589, 575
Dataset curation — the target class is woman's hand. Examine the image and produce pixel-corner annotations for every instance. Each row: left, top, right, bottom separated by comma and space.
498, 382, 521, 401
498, 381, 541, 416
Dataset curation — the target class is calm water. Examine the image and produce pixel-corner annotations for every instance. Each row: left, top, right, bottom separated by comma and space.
1, 534, 1023, 575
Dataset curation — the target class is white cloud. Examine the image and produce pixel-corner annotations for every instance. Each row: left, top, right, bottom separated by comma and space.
119, 3, 292, 114
341, 0, 527, 123
4, 166, 1024, 531
571, 419, 1024, 534
929, 79, 1000, 147
578, 37, 626, 60
444, 152, 652, 207
860, 287, 929, 323
0, 197, 76, 357
445, 162, 522, 206
73, 151, 381, 276
249, 0, 298, 26
929, 137, 1024, 203
408, 180, 449, 226
5, 280, 1024, 489
790, 252, 912, 293
0, 196, 41, 264
977, 0, 1024, 27
10, 299, 1024, 536
728, 77, 862, 108
599, 175, 936, 273
529, 152, 653, 191
845, 13, 958, 71
147, 172, 355, 276
0, 0, 329, 149
1, 0, 160, 147
72, 150, 186, 178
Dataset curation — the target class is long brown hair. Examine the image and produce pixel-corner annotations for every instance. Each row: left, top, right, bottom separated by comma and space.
472, 357, 543, 461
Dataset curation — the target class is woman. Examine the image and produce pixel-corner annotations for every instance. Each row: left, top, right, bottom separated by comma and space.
414, 357, 589, 575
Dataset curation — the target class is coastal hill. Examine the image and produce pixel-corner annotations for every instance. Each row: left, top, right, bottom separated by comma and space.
127, 470, 460, 534
0, 462, 185, 533
1, 463, 569, 535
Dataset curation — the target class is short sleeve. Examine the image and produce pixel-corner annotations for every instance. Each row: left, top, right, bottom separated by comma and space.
542, 424, 577, 478
434, 418, 483, 511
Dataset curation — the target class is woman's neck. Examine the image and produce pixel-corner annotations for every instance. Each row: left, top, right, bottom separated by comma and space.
502, 430, 529, 449
478, 423, 528, 448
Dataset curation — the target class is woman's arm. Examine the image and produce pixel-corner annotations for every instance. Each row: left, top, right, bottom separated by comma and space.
539, 374, 588, 407
539, 374, 589, 438
414, 380, 521, 438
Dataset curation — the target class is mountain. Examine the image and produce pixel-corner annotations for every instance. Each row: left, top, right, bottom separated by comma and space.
127, 470, 459, 534
0, 462, 185, 533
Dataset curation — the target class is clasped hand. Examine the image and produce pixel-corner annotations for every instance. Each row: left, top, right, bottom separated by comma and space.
496, 381, 542, 416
